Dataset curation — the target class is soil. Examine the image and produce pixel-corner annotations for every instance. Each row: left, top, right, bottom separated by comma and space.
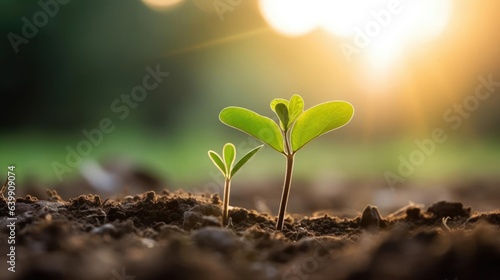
1, 190, 500, 280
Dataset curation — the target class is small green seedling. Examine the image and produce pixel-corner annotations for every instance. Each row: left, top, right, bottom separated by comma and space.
208, 143, 263, 226
219, 94, 354, 230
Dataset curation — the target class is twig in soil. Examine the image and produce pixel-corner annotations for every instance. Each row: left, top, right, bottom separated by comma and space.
442, 216, 451, 232
386, 201, 425, 219
101, 198, 110, 207
0, 178, 7, 200
85, 209, 108, 225
225, 217, 233, 229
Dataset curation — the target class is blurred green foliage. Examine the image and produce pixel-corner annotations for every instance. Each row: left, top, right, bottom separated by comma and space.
1, 1, 499, 188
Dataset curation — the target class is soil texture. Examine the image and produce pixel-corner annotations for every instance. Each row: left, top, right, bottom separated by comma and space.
1, 190, 500, 280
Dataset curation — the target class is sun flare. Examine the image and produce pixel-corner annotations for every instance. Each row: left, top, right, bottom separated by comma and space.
259, 0, 453, 69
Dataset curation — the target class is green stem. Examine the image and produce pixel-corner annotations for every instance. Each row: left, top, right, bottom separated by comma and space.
276, 153, 295, 230
276, 127, 294, 231
223, 177, 231, 226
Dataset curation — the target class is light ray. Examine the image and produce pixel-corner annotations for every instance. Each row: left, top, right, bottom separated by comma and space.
164, 27, 271, 57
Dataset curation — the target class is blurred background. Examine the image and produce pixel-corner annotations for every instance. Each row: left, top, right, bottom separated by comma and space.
1, 0, 499, 215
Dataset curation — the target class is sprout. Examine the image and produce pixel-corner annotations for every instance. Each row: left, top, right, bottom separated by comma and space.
219, 94, 354, 230
208, 143, 263, 226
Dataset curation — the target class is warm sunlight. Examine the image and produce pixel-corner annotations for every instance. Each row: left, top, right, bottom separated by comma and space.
259, 0, 317, 36
259, 0, 453, 69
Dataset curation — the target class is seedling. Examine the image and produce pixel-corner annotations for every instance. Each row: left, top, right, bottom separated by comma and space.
219, 94, 354, 230
208, 143, 263, 226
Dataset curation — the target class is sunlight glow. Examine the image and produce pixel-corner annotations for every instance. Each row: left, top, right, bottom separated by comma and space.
259, 0, 318, 36
259, 0, 453, 69
320, 1, 371, 37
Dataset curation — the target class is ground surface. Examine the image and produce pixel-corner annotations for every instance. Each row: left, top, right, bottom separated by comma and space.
1, 190, 500, 280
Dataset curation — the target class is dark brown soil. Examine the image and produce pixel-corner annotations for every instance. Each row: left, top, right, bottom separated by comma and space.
1, 190, 500, 280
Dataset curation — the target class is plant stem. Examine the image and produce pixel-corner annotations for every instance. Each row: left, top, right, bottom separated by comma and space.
276, 153, 294, 230
223, 177, 231, 226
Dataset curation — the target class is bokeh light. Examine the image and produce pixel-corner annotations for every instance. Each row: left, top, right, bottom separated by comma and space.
259, 0, 318, 36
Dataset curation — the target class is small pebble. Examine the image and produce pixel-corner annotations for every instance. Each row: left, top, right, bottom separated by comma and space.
360, 205, 382, 229
190, 204, 222, 217
183, 211, 203, 230
90, 223, 117, 235
192, 227, 237, 254
144, 191, 156, 203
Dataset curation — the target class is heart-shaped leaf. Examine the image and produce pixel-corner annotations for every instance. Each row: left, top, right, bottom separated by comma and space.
288, 94, 304, 125
275, 103, 289, 131
220, 107, 284, 153
223, 143, 236, 174
231, 145, 263, 177
208, 150, 226, 176
291, 101, 354, 152
270, 98, 289, 113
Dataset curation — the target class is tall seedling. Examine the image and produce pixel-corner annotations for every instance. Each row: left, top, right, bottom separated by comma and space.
219, 95, 354, 230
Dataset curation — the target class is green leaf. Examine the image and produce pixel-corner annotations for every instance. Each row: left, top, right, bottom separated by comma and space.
220, 107, 284, 153
231, 145, 263, 177
223, 143, 236, 174
275, 103, 289, 131
291, 101, 354, 152
288, 94, 304, 125
208, 150, 226, 176
270, 98, 289, 113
